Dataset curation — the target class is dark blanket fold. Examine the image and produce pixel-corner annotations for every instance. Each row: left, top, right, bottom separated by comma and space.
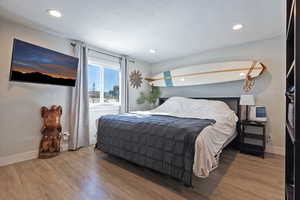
96, 113, 215, 185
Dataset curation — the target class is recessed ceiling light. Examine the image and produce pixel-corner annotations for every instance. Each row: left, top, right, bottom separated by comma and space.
149, 49, 156, 54
232, 24, 243, 30
47, 9, 62, 18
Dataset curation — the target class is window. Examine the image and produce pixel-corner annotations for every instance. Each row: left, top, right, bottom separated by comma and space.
88, 60, 120, 105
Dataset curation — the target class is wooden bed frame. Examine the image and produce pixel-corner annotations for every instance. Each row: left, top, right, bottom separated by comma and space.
159, 97, 241, 150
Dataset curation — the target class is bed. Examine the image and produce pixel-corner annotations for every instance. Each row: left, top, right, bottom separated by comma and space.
95, 97, 240, 186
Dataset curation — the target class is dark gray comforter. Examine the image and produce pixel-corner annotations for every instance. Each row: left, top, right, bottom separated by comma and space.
96, 113, 215, 185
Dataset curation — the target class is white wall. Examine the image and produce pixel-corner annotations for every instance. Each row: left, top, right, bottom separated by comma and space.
151, 36, 285, 155
0, 19, 74, 159
128, 60, 152, 111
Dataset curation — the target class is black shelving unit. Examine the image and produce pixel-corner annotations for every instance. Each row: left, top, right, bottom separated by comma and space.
286, 0, 299, 199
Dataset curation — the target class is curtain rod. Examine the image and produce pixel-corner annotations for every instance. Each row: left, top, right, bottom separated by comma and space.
88, 48, 121, 60
71, 42, 135, 63
88, 48, 135, 63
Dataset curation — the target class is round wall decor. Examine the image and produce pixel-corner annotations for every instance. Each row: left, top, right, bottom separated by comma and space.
129, 70, 143, 89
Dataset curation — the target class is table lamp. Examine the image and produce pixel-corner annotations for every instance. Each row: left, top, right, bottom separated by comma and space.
240, 95, 255, 121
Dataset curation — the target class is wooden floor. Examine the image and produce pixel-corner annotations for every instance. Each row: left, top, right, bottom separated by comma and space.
0, 147, 284, 200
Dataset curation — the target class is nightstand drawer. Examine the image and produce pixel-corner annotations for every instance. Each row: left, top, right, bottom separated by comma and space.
244, 138, 264, 146
244, 125, 263, 134
244, 132, 264, 140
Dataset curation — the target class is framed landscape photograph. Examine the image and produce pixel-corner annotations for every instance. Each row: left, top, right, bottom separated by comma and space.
10, 39, 79, 86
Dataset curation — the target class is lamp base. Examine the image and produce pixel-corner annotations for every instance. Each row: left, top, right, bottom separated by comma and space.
245, 105, 249, 121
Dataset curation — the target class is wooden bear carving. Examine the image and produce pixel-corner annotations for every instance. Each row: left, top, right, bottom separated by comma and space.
39, 105, 62, 159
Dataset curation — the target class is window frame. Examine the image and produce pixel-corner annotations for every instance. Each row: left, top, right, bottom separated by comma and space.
88, 59, 121, 108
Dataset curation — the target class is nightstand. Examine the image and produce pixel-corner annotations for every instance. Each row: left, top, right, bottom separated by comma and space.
240, 120, 266, 158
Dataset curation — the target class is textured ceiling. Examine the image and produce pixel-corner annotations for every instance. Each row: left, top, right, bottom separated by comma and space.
0, 0, 284, 63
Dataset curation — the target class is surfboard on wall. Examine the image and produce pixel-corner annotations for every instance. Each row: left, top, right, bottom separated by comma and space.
145, 61, 266, 87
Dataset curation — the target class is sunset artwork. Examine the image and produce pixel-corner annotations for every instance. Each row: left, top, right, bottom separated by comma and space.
10, 39, 79, 86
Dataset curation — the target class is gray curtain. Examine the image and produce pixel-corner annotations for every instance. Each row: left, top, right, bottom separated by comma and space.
69, 41, 90, 150
120, 57, 129, 113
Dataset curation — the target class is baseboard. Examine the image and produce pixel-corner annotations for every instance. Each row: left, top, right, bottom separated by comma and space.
265, 145, 285, 156
0, 150, 39, 167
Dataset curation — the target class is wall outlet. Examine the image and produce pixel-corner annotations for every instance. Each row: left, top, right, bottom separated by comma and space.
62, 131, 70, 141
60, 131, 69, 151
62, 131, 70, 136
266, 135, 272, 144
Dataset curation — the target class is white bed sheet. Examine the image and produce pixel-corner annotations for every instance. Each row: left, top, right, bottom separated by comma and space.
193, 121, 236, 178
133, 96, 238, 178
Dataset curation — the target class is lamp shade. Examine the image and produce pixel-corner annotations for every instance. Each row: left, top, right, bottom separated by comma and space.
240, 95, 255, 106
